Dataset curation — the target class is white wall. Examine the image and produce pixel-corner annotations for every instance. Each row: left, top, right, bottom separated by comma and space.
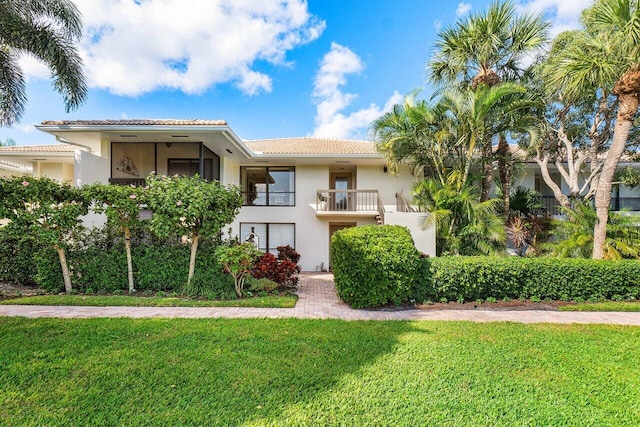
384, 212, 436, 256
356, 164, 417, 206
230, 163, 424, 271
75, 150, 108, 185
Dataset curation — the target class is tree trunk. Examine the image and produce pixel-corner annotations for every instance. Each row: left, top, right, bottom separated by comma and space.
480, 139, 494, 202
496, 134, 511, 222
54, 244, 73, 293
592, 91, 639, 259
124, 227, 135, 292
188, 233, 200, 284
535, 156, 571, 209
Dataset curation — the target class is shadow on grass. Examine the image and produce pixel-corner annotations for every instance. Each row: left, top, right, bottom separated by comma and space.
0, 317, 414, 426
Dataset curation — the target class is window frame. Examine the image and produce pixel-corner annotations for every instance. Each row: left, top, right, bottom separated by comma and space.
239, 222, 296, 254
240, 166, 295, 206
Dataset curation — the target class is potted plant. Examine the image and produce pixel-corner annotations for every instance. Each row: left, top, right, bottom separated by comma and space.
318, 193, 329, 211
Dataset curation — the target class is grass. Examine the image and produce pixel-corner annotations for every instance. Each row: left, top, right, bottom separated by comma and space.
560, 301, 640, 312
1, 318, 639, 426
0, 294, 297, 308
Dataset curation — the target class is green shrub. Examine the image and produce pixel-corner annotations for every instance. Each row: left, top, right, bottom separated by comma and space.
420, 257, 640, 302
332, 225, 420, 308
246, 276, 279, 293
183, 266, 235, 299
0, 230, 41, 286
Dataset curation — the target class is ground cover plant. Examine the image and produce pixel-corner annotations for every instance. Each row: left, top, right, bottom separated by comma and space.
0, 294, 296, 308
560, 301, 640, 312
0, 318, 639, 426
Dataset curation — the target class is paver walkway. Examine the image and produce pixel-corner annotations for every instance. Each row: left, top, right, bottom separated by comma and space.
1, 272, 640, 325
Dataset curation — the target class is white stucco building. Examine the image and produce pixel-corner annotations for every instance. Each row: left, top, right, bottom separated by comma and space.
1, 119, 435, 271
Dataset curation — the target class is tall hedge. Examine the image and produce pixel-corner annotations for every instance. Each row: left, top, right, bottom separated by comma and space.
332, 225, 420, 308
422, 257, 640, 302
34, 244, 234, 297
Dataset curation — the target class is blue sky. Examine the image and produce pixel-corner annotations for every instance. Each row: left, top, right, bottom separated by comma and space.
2, 0, 590, 146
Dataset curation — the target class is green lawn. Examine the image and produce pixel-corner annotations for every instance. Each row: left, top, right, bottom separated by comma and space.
560, 301, 640, 312
1, 318, 639, 426
0, 294, 297, 308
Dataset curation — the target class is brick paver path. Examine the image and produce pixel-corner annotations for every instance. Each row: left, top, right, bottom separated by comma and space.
1, 272, 640, 325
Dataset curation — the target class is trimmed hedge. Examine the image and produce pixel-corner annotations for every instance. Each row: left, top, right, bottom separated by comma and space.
0, 231, 40, 286
422, 256, 640, 302
330, 227, 640, 308
332, 225, 420, 308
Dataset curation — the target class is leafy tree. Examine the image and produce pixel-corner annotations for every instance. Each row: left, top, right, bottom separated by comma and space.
144, 174, 242, 284
414, 176, 504, 256
84, 183, 144, 292
542, 0, 640, 259
0, 0, 87, 126
0, 175, 88, 292
215, 243, 261, 297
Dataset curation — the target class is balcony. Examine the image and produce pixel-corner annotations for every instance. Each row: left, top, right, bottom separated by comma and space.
315, 189, 382, 217
541, 195, 640, 216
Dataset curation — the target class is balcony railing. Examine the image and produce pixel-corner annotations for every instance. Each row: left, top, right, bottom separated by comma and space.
541, 195, 640, 215
316, 189, 379, 212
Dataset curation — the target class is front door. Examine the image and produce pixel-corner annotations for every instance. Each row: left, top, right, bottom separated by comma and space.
330, 172, 353, 211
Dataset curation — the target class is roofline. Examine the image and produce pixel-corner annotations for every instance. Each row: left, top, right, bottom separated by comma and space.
35, 123, 255, 159
250, 153, 383, 159
0, 150, 74, 158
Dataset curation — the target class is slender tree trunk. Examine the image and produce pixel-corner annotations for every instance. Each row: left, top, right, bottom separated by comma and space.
535, 156, 571, 209
188, 233, 200, 284
54, 244, 73, 293
496, 134, 511, 223
593, 92, 639, 259
480, 139, 494, 202
124, 227, 135, 292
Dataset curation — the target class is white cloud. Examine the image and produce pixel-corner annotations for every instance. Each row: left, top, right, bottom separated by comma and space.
456, 2, 472, 17
19, 0, 325, 96
433, 19, 443, 31
311, 43, 403, 139
518, 0, 592, 36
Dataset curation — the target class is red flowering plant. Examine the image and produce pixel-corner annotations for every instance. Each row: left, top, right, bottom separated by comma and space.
251, 245, 301, 290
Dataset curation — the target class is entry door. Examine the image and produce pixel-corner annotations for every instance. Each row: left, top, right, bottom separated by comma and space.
330, 172, 353, 211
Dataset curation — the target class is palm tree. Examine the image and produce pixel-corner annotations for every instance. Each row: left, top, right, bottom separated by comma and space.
544, 0, 640, 259
429, 0, 548, 88
428, 0, 548, 200
546, 202, 640, 260
414, 176, 504, 256
0, 0, 87, 126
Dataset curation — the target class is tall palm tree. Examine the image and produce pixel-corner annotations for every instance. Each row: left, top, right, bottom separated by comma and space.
544, 0, 640, 259
429, 0, 548, 89
428, 0, 548, 201
372, 92, 456, 186
0, 0, 87, 126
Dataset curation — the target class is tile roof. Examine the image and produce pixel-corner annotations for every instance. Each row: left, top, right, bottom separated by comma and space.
244, 137, 378, 155
0, 160, 32, 171
40, 119, 227, 126
0, 144, 76, 153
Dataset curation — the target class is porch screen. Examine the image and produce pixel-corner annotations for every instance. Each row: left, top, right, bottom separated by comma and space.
240, 223, 295, 255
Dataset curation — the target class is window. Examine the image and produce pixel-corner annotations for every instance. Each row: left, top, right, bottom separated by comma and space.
240, 223, 295, 254
168, 158, 216, 180
241, 166, 295, 206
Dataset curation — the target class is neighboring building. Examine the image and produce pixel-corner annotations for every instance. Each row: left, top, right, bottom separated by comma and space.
0, 144, 75, 181
20, 119, 434, 271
